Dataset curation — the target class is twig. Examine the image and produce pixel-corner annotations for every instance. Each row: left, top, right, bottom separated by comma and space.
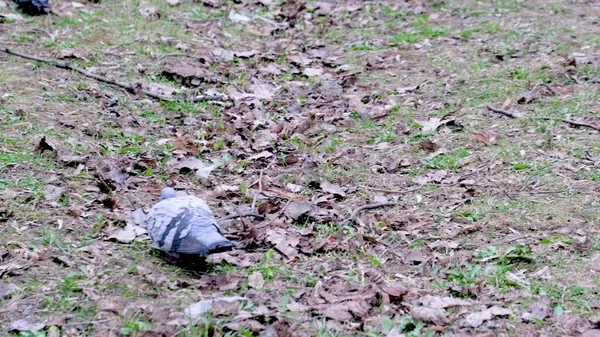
359, 185, 425, 194
62, 318, 114, 327
344, 202, 398, 226
250, 157, 277, 213
220, 213, 264, 222
486, 105, 523, 118
260, 199, 292, 228
0, 46, 223, 104
487, 105, 600, 132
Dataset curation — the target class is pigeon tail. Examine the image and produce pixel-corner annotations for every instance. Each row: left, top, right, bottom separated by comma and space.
207, 240, 235, 254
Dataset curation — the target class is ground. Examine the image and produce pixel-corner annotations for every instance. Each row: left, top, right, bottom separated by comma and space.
1, 0, 600, 336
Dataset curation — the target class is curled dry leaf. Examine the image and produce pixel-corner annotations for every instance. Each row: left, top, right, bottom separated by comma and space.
163, 60, 220, 86
248, 272, 265, 289
417, 117, 448, 132
303, 67, 324, 77
139, 6, 161, 20
419, 295, 471, 309
108, 224, 145, 244
43, 184, 66, 203
265, 228, 299, 259
185, 296, 249, 321
284, 200, 313, 220
320, 180, 346, 198
7, 319, 45, 333
462, 306, 511, 328
35, 136, 58, 153
58, 155, 88, 166
409, 306, 449, 325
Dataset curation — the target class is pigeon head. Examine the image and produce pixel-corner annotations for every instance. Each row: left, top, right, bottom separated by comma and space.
160, 187, 177, 200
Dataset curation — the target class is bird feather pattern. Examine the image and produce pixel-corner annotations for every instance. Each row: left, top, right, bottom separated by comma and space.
147, 195, 233, 256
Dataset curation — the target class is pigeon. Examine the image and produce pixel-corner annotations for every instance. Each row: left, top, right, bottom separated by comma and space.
13, 0, 52, 15
147, 188, 234, 258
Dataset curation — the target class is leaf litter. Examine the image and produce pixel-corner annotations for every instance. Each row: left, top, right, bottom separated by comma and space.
2, 0, 600, 336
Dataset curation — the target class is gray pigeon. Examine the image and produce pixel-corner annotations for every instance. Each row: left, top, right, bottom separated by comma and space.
147, 188, 234, 257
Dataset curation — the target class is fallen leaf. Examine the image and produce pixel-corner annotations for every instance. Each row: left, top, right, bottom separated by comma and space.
417, 117, 447, 132
303, 67, 324, 77
185, 296, 248, 321
7, 319, 45, 332
139, 6, 161, 20
234, 50, 258, 58
474, 132, 492, 145
213, 299, 240, 316
396, 84, 420, 94
248, 83, 277, 100
419, 295, 471, 309
0, 13, 24, 23
380, 281, 408, 298
320, 180, 346, 198
266, 228, 300, 259
228, 9, 251, 23
58, 48, 88, 60
58, 155, 88, 166
35, 136, 58, 153
163, 60, 220, 86
43, 185, 66, 203
284, 200, 313, 220
462, 306, 511, 328
522, 297, 551, 322
167, 157, 208, 174
409, 306, 449, 325
419, 139, 439, 152
108, 224, 144, 244
96, 167, 129, 192
248, 272, 265, 289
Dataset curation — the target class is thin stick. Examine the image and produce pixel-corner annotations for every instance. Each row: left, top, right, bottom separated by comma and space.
0, 46, 221, 103
220, 213, 264, 222
486, 105, 523, 118
345, 202, 398, 226
487, 105, 600, 132
250, 157, 276, 213
359, 185, 425, 194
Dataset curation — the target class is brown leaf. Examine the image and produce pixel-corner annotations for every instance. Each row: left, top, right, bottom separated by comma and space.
409, 306, 449, 325
248, 272, 265, 289
58, 155, 88, 166
462, 306, 511, 328
139, 6, 161, 20
58, 48, 88, 60
523, 297, 551, 321
167, 157, 209, 174
266, 228, 299, 259
380, 281, 408, 298
225, 319, 265, 332
284, 200, 313, 220
7, 319, 45, 333
558, 314, 591, 335
474, 132, 492, 145
163, 60, 220, 86
319, 300, 371, 321
419, 139, 439, 152
320, 180, 346, 198
419, 295, 471, 309
213, 300, 240, 317
96, 167, 129, 192
107, 224, 144, 244
417, 117, 448, 132
43, 185, 67, 203
35, 136, 58, 154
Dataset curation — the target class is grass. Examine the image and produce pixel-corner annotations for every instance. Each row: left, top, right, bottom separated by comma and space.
2, 0, 600, 335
